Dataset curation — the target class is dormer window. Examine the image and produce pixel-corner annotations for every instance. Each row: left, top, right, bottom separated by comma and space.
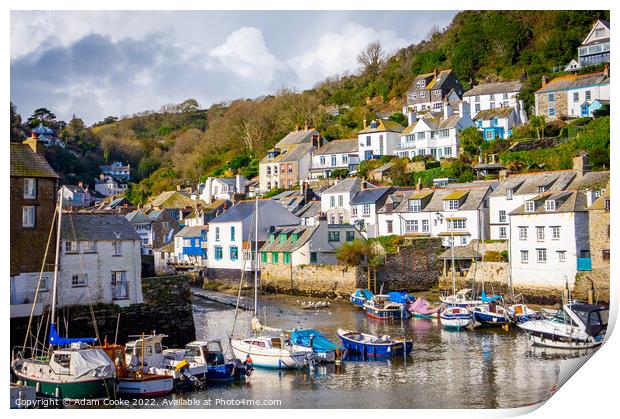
538, 186, 547, 193
370, 121, 377, 129
444, 200, 460, 211
408, 199, 422, 212
525, 201, 535, 212
418, 80, 426, 87
506, 188, 513, 200
545, 200, 556, 211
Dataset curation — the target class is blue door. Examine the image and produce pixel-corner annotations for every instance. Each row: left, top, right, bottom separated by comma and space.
364, 150, 373, 160
581, 104, 589, 117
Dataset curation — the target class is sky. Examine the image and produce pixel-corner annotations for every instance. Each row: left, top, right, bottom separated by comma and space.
10, 10, 457, 125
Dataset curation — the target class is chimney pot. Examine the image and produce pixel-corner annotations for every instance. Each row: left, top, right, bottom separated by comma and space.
541, 75, 548, 87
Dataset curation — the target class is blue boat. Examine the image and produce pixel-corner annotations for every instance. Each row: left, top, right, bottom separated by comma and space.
337, 329, 412, 358
364, 295, 408, 320
471, 303, 511, 327
350, 289, 374, 307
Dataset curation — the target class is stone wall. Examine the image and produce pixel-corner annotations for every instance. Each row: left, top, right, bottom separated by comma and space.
573, 269, 610, 304
375, 238, 444, 292
260, 263, 359, 298
11, 275, 196, 350
589, 207, 610, 270
536, 90, 568, 119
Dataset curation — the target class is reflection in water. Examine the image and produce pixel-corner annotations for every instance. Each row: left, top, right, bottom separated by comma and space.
137, 290, 590, 409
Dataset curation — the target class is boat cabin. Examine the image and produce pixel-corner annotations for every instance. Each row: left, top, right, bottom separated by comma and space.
124, 334, 167, 369
241, 336, 291, 350
565, 303, 609, 337
165, 340, 227, 366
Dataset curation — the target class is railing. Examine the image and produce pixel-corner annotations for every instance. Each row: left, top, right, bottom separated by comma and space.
577, 258, 592, 271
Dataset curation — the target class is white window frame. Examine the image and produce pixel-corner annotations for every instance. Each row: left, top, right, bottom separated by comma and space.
525, 201, 535, 212
408, 199, 421, 212
499, 227, 507, 239
113, 241, 122, 256
22, 206, 35, 228
536, 249, 547, 263
362, 204, 371, 217
518, 227, 527, 241
24, 178, 37, 199
72, 274, 87, 287
545, 200, 556, 211
506, 188, 513, 200
551, 226, 560, 240
536, 227, 545, 242
499, 210, 506, 223
520, 250, 529, 264
557, 250, 566, 262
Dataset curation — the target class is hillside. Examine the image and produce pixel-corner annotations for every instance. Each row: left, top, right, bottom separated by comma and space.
10, 10, 610, 204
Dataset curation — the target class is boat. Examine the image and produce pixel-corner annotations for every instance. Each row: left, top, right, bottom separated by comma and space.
407, 297, 442, 319
11, 190, 116, 400
518, 302, 608, 349
507, 303, 541, 323
337, 329, 412, 358
350, 288, 374, 307
288, 329, 342, 363
230, 336, 310, 369
10, 383, 37, 409
440, 306, 472, 329
471, 302, 511, 327
99, 342, 174, 397
364, 294, 408, 320
301, 301, 330, 310
440, 288, 483, 307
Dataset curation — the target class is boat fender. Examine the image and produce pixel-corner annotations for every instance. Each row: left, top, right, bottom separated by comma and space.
55, 386, 61, 399
175, 359, 190, 371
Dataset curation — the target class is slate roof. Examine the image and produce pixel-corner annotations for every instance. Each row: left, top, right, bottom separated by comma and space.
536, 72, 609, 94
408, 69, 457, 93
259, 225, 317, 253
10, 143, 59, 178
438, 246, 482, 260
390, 185, 491, 213
175, 225, 209, 238
463, 81, 523, 97
408, 112, 463, 131
370, 162, 396, 174
148, 190, 207, 209
350, 187, 393, 205
322, 177, 362, 195
566, 171, 609, 190
510, 191, 588, 215
260, 142, 314, 164
275, 129, 319, 147
209, 199, 294, 223
62, 213, 141, 241
312, 138, 358, 155
125, 210, 153, 224
62, 185, 89, 194
294, 200, 321, 219
490, 171, 577, 197
474, 107, 514, 120
589, 190, 610, 211
358, 119, 405, 134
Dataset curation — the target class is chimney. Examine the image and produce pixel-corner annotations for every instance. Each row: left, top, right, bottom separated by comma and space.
317, 133, 322, 148
443, 101, 452, 119
361, 178, 366, 191
434, 68, 438, 78
235, 174, 244, 194
499, 170, 510, 182
604, 63, 609, 78
23, 131, 43, 154
363, 118, 367, 129
541, 75, 548, 87
573, 152, 591, 177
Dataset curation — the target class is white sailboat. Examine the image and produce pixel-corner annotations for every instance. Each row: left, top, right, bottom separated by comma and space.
11, 190, 116, 400
439, 230, 472, 329
229, 195, 310, 369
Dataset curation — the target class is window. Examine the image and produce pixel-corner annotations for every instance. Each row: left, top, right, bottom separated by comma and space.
230, 246, 238, 261
261, 252, 268, 264
386, 220, 393, 234
408, 199, 421, 212
605, 199, 610, 211
310, 252, 317, 263
328, 231, 340, 242
23, 178, 36, 199
72, 274, 87, 287
288, 164, 293, 174
548, 107, 556, 117
80, 241, 96, 253
420, 91, 425, 98
545, 200, 556, 211
444, 147, 452, 157
557, 251, 566, 263
525, 201, 535, 212
330, 196, 336, 208
215, 227, 220, 241
461, 237, 467, 245
282, 252, 291, 264
422, 220, 429, 233
111, 271, 128, 300
548, 93, 555, 102
113, 241, 122, 256
65, 241, 78, 253
230, 226, 235, 241
486, 131, 494, 140
22, 206, 35, 228
499, 227, 507, 239
331, 155, 337, 167
272, 252, 279, 264
330, 215, 336, 224
573, 92, 579, 102
319, 156, 326, 166
445, 200, 459, 211
183, 239, 191, 247
518, 227, 528, 240
520, 250, 529, 264
475, 104, 481, 113
338, 195, 344, 207
346, 231, 355, 242
339, 214, 344, 224
475, 95, 480, 103
362, 204, 371, 216
351, 206, 358, 216
585, 90, 591, 101
536, 249, 547, 263
536, 227, 545, 242
342, 154, 348, 164
279, 234, 287, 244
366, 136, 371, 146
449, 219, 466, 230
499, 210, 506, 223
602, 250, 610, 261
405, 220, 418, 233
214, 246, 223, 260
551, 226, 560, 240
53, 354, 71, 369
291, 233, 298, 243
580, 250, 590, 258
490, 102, 496, 109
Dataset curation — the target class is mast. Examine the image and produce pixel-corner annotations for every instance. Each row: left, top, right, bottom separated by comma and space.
450, 232, 456, 295
254, 193, 259, 317
507, 216, 514, 297
50, 189, 63, 326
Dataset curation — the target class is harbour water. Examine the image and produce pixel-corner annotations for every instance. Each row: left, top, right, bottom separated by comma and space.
131, 290, 587, 409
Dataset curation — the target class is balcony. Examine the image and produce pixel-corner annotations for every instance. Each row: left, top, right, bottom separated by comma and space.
577, 258, 592, 271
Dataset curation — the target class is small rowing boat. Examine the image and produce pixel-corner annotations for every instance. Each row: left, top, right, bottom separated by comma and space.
337, 329, 412, 358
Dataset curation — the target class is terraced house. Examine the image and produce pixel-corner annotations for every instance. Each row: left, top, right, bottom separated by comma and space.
309, 138, 359, 179
462, 80, 527, 124
357, 119, 405, 161
403, 68, 464, 115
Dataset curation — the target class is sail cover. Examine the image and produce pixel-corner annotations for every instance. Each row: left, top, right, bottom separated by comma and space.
49, 323, 96, 346
290, 329, 341, 353
480, 290, 502, 303
71, 349, 115, 378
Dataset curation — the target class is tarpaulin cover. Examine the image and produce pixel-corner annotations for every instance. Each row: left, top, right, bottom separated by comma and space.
354, 289, 374, 300
290, 329, 341, 353
408, 297, 442, 315
480, 290, 502, 303
70, 349, 115, 378
387, 291, 413, 305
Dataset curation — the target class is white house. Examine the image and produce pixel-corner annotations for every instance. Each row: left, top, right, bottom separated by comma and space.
309, 138, 360, 179
509, 191, 591, 289
396, 102, 474, 160
173, 225, 209, 266
95, 175, 128, 197
320, 177, 363, 225
200, 175, 247, 204
205, 200, 300, 274
60, 184, 92, 209
357, 119, 405, 161
259, 222, 365, 266
125, 210, 154, 254
462, 80, 527, 124
59, 214, 143, 308
350, 187, 394, 238
377, 184, 492, 247
473, 107, 518, 140
577, 19, 610, 68
99, 161, 131, 180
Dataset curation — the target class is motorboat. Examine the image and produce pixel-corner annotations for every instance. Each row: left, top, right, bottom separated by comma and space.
230, 335, 311, 369
337, 329, 412, 358
471, 302, 511, 327
440, 306, 472, 329
288, 329, 341, 363
518, 303, 608, 349
507, 303, 541, 323
350, 289, 374, 308
439, 289, 483, 308
364, 295, 408, 320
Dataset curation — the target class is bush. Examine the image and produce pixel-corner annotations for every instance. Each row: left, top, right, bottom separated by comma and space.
484, 250, 505, 262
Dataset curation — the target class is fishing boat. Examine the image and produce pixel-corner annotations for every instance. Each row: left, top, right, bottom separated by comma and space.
100, 342, 173, 397
407, 297, 442, 319
350, 288, 374, 307
518, 302, 608, 349
337, 329, 412, 358
364, 294, 408, 320
288, 329, 341, 363
11, 190, 116, 400
230, 336, 310, 369
440, 306, 472, 329
507, 303, 541, 323
471, 302, 511, 327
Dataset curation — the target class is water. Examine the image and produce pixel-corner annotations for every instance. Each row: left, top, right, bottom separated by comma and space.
138, 290, 587, 409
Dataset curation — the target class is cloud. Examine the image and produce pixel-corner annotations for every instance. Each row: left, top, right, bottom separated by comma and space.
287, 23, 408, 87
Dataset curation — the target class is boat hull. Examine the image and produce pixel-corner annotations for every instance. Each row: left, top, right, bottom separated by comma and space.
440, 308, 471, 329
472, 311, 511, 327
338, 331, 412, 358
518, 321, 604, 349
365, 307, 407, 320
350, 296, 366, 307
118, 376, 174, 397
14, 372, 116, 400
230, 341, 307, 369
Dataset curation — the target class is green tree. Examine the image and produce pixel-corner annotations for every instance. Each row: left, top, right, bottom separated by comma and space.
529, 116, 546, 140
459, 126, 484, 157
10, 102, 24, 142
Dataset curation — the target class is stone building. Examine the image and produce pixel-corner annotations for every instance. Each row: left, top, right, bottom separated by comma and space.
10, 135, 59, 318
588, 191, 610, 270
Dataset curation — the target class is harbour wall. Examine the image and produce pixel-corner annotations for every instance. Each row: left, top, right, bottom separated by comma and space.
10, 275, 196, 351
260, 264, 360, 298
